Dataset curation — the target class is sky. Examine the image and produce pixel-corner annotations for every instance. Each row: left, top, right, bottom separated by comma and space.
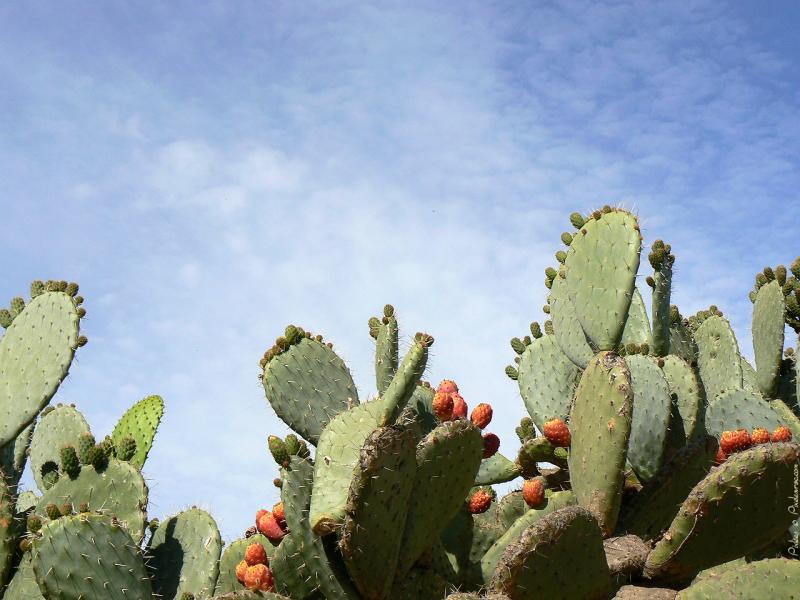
1, 0, 799, 542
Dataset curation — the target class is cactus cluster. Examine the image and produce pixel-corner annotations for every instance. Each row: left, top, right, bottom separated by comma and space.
3, 205, 800, 600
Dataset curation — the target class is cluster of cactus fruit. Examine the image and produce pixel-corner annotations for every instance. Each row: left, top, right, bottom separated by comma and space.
3, 205, 800, 599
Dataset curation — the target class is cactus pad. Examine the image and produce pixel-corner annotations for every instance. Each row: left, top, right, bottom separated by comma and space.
0, 291, 81, 446
396, 419, 484, 576
516, 334, 580, 431
112, 394, 164, 469
620, 287, 653, 348
568, 352, 633, 536
148, 507, 222, 600
675, 558, 800, 599
644, 442, 800, 584
704, 389, 784, 438
694, 316, 742, 402
35, 458, 148, 543
0, 420, 33, 487
373, 309, 398, 394
752, 281, 785, 398
627, 355, 672, 482
4, 555, 44, 600
29, 404, 90, 491
0, 478, 16, 589
340, 425, 416, 599
309, 400, 383, 534
475, 453, 521, 485
269, 532, 321, 600
490, 506, 612, 600
563, 209, 641, 350
660, 356, 704, 444
262, 337, 359, 445
214, 534, 273, 595
549, 275, 594, 369
480, 490, 576, 583
32, 513, 152, 600
279, 456, 359, 599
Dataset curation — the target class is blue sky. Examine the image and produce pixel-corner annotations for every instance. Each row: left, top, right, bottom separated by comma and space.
2, 1, 799, 541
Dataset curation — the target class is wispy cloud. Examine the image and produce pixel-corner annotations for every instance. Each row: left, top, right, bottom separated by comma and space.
1, 0, 798, 539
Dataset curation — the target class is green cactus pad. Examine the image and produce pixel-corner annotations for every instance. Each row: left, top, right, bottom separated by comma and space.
406, 384, 438, 438
660, 356, 704, 445
563, 209, 641, 350
35, 458, 148, 543
490, 506, 612, 600
29, 404, 90, 491
263, 337, 359, 445
516, 334, 580, 431
568, 351, 633, 536
740, 356, 758, 392
112, 394, 164, 469
627, 355, 672, 482
32, 513, 152, 600
620, 288, 653, 349
396, 419, 484, 576
214, 534, 274, 594
475, 453, 521, 485
4, 555, 44, 600
0, 478, 16, 589
309, 400, 382, 534
704, 389, 784, 438
480, 490, 577, 583
148, 507, 222, 600
675, 558, 800, 599
622, 434, 718, 540
0, 420, 33, 487
0, 291, 81, 447
768, 397, 800, 438
643, 442, 800, 585
694, 316, 742, 402
279, 456, 359, 599
270, 532, 322, 600
340, 425, 416, 599
378, 334, 431, 426
496, 491, 528, 530
669, 318, 696, 363
374, 311, 398, 394
651, 255, 673, 357
549, 275, 594, 369
752, 281, 785, 398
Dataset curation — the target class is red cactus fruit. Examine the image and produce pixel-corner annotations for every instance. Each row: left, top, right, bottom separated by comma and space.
272, 502, 286, 528
471, 403, 493, 429
244, 542, 269, 567
751, 427, 771, 445
772, 425, 793, 442
468, 489, 493, 514
452, 393, 468, 419
438, 379, 459, 394
257, 511, 286, 542
482, 433, 500, 458
714, 447, 727, 465
543, 418, 571, 447
235, 559, 248, 584
255, 509, 268, 526
522, 477, 546, 508
432, 392, 454, 421
720, 429, 752, 454
244, 563, 274, 592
